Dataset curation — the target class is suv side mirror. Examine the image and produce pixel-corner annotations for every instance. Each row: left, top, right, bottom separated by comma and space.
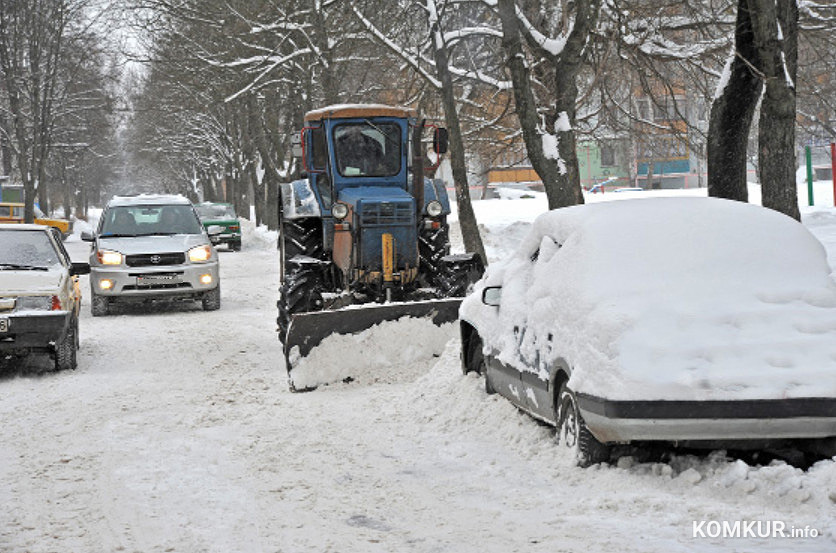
482, 286, 501, 307
433, 127, 449, 155
206, 225, 223, 236
81, 231, 94, 242
70, 262, 90, 276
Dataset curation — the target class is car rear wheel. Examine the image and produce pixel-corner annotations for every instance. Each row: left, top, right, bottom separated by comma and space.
54, 318, 78, 371
556, 388, 610, 467
202, 285, 221, 311
91, 293, 109, 317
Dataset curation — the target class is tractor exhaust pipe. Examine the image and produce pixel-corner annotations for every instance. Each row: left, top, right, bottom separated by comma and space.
412, 119, 425, 221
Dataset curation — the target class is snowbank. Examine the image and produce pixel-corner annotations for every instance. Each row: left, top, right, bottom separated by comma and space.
287, 317, 455, 390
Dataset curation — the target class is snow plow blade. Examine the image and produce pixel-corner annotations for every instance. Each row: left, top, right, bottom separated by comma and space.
282, 298, 462, 391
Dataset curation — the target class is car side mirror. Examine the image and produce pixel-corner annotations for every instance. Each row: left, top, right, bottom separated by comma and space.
81, 231, 94, 242
70, 262, 90, 276
433, 127, 449, 155
482, 286, 502, 307
207, 225, 223, 236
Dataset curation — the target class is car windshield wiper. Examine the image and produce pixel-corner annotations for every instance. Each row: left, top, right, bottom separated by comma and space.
0, 263, 49, 271
139, 232, 181, 236
100, 233, 138, 238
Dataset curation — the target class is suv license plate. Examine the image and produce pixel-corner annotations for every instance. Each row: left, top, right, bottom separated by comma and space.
137, 275, 182, 286
0, 318, 8, 333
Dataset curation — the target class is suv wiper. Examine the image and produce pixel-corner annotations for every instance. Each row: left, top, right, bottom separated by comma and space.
100, 233, 138, 238
0, 263, 49, 271
140, 232, 181, 236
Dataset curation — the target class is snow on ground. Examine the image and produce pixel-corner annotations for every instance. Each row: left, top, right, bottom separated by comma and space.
1, 195, 835, 552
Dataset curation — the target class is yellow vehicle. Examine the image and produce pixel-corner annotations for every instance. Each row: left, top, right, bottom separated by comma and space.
0, 202, 73, 239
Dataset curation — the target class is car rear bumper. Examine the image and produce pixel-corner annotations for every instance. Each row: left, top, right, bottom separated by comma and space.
91, 263, 219, 300
0, 311, 71, 352
577, 394, 836, 443
209, 233, 241, 245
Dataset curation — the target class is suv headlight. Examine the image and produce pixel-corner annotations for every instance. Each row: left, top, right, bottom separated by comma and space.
426, 200, 443, 217
97, 250, 123, 265
188, 245, 212, 263
331, 203, 349, 220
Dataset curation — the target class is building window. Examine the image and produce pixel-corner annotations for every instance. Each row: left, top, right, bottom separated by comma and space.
600, 145, 615, 167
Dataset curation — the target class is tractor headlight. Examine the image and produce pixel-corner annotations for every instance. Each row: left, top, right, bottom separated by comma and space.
97, 250, 123, 265
188, 245, 212, 263
332, 203, 349, 220
426, 200, 443, 217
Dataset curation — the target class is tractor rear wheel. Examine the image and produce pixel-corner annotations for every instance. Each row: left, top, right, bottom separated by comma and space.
418, 220, 450, 287
436, 254, 485, 298
278, 259, 326, 345
281, 218, 324, 275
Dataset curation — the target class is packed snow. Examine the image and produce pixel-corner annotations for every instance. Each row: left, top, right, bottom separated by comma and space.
0, 186, 834, 552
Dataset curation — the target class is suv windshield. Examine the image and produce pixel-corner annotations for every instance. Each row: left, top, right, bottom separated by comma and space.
100, 205, 203, 236
333, 122, 401, 177
196, 204, 236, 219
0, 230, 60, 269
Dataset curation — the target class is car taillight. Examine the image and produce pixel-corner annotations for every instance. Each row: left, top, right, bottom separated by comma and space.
229, 225, 240, 231
51, 296, 62, 311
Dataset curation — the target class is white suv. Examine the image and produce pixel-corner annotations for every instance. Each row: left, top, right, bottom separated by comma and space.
82, 195, 221, 315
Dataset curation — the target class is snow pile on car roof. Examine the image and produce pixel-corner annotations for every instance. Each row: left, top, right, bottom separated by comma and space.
464, 197, 836, 401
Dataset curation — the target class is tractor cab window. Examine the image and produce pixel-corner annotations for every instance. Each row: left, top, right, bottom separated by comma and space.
334, 122, 401, 177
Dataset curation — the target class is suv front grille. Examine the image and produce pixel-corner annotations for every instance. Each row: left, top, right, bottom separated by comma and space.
126, 252, 185, 267
360, 201, 413, 225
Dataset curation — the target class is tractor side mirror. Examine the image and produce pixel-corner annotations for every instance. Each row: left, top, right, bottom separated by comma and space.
433, 127, 449, 155
290, 132, 304, 158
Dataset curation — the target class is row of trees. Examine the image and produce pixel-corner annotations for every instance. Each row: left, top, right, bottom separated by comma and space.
121, 0, 835, 247
0, 0, 120, 222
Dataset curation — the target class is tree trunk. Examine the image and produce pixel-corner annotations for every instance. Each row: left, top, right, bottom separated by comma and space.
498, 0, 565, 210
707, 0, 762, 202
497, 0, 596, 210
751, 0, 800, 220
427, 0, 487, 264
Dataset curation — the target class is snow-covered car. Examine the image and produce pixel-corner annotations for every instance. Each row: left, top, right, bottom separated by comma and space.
82, 195, 221, 315
460, 197, 836, 466
0, 224, 89, 370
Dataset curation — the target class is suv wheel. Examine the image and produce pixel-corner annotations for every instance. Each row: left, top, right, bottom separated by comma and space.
202, 285, 221, 311
91, 293, 109, 317
54, 318, 78, 371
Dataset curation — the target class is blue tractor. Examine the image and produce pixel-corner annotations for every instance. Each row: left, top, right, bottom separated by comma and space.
278, 104, 484, 389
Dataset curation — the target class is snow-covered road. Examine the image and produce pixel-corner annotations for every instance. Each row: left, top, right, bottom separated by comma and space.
1, 203, 834, 552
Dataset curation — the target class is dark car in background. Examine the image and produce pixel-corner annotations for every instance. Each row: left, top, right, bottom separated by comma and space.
195, 202, 241, 251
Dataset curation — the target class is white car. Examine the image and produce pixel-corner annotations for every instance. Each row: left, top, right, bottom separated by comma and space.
0, 224, 89, 370
82, 194, 221, 315
460, 197, 836, 466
